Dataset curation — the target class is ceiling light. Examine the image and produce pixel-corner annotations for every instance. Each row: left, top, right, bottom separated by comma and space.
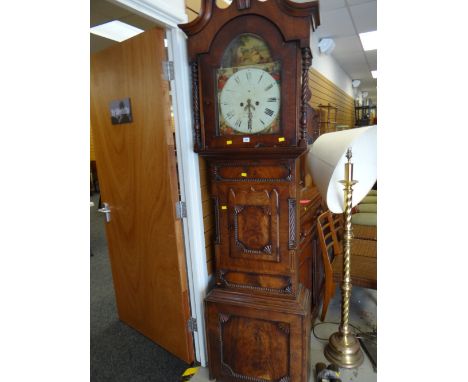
318, 38, 336, 55
371, 70, 377, 78
91, 20, 144, 42
359, 31, 377, 51
352, 80, 361, 88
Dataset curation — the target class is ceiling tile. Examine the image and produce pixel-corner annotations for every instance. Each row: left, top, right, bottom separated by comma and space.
333, 35, 363, 55
332, 51, 367, 68
315, 7, 356, 38
349, 1, 377, 33
346, 68, 372, 80
317, 0, 346, 12
91, 0, 133, 27
360, 78, 377, 89
364, 50, 377, 70
119, 14, 158, 30
346, 0, 375, 6
331, 52, 369, 79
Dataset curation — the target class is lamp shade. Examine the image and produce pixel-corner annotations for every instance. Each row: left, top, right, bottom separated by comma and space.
307, 126, 377, 213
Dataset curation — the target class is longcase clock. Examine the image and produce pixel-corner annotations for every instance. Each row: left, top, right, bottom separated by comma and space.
180, 1, 321, 381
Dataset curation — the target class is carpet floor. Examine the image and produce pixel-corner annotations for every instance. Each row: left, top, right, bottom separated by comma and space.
90, 193, 189, 381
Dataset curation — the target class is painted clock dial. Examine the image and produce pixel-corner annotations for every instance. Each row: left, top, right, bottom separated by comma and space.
219, 67, 280, 134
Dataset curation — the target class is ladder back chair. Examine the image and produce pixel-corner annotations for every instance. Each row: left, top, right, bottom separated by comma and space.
316, 210, 377, 321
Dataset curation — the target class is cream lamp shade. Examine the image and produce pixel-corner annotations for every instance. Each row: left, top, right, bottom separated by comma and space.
307, 125, 377, 213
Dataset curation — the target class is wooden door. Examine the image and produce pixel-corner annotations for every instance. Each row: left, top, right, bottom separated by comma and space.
90, 27, 194, 364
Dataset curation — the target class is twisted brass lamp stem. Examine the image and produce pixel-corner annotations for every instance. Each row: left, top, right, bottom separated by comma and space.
324, 148, 364, 368
340, 168, 353, 337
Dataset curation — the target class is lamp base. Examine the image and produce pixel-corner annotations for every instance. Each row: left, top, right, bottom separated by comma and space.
324, 331, 364, 369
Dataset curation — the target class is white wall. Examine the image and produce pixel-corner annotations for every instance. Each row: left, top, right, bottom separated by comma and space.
310, 30, 356, 99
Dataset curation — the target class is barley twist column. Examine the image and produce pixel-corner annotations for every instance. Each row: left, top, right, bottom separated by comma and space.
339, 158, 354, 337
300, 47, 312, 145
191, 61, 201, 151
324, 148, 364, 368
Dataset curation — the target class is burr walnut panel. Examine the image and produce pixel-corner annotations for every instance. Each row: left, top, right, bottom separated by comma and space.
229, 188, 279, 262
236, 205, 271, 252
220, 315, 290, 381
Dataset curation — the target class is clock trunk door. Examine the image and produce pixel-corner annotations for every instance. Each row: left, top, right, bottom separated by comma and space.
91, 28, 195, 364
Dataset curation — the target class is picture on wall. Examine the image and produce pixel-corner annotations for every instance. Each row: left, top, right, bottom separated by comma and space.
110, 97, 133, 125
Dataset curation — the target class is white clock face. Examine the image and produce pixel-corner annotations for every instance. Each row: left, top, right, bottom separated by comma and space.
219, 68, 280, 134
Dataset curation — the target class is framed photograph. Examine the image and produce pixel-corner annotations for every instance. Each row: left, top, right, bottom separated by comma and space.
110, 97, 133, 125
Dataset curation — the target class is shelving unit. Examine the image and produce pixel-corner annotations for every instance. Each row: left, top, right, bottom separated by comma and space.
355, 105, 377, 126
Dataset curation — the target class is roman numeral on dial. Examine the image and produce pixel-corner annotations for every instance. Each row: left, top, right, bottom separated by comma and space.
264, 108, 274, 117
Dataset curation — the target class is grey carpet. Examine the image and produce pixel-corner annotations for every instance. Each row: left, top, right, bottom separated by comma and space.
90, 193, 189, 381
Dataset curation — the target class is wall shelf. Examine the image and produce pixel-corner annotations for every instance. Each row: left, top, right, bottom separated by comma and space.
355, 105, 377, 126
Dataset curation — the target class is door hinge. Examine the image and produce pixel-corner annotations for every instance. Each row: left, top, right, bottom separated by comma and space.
176, 200, 187, 219
163, 60, 175, 81
188, 317, 198, 333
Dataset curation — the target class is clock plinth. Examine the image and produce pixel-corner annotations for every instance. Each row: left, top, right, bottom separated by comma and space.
205, 286, 311, 382
180, 1, 322, 381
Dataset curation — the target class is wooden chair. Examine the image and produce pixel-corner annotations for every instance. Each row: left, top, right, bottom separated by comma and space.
316, 210, 377, 321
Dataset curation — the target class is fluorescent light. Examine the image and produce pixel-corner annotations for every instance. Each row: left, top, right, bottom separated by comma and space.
91, 20, 144, 42
359, 31, 377, 51
371, 70, 377, 78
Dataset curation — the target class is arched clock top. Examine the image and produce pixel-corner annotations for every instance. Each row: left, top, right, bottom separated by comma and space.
179, 0, 320, 60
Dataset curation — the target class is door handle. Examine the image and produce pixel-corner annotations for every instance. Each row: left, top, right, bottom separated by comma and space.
98, 202, 111, 223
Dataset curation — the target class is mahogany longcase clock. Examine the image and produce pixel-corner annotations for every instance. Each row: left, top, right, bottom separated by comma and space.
180, 1, 321, 381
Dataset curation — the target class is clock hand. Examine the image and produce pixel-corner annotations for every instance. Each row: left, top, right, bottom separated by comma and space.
244, 99, 256, 131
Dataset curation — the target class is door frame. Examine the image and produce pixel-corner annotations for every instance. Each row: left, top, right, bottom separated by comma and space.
109, 0, 209, 366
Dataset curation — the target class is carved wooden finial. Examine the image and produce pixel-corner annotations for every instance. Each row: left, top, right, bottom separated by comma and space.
236, 0, 251, 10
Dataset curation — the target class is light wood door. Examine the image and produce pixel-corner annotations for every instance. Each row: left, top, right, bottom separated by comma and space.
91, 27, 194, 364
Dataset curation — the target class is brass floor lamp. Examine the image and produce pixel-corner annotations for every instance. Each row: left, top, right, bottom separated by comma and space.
308, 125, 377, 368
